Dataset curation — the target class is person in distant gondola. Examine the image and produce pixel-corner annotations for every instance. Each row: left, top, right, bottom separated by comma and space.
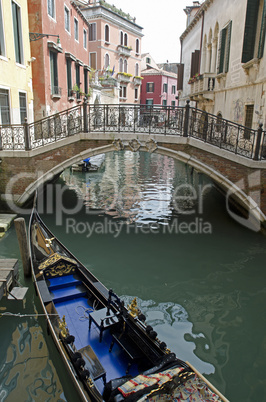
83, 158, 91, 171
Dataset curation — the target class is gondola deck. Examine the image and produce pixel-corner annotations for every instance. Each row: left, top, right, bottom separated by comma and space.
29, 207, 229, 402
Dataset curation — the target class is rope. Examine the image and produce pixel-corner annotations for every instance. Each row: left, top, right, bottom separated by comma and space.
75, 305, 94, 321
0, 312, 59, 318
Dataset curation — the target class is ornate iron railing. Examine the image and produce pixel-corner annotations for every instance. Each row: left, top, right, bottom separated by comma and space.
0, 102, 265, 160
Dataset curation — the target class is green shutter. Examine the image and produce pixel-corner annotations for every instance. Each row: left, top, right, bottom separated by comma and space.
258, 0, 266, 58
225, 21, 232, 73
242, 0, 260, 63
217, 28, 227, 74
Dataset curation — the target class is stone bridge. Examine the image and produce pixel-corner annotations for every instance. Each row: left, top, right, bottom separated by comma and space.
0, 103, 265, 230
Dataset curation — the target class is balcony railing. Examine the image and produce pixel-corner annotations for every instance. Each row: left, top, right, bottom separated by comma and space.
117, 73, 132, 83
117, 45, 132, 57
189, 73, 216, 100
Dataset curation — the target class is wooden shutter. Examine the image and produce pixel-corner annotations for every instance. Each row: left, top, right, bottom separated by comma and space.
177, 63, 184, 90
258, 0, 266, 59
224, 21, 232, 73
242, 0, 260, 63
217, 28, 227, 73
190, 50, 200, 77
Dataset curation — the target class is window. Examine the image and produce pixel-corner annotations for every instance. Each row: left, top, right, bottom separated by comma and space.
146, 57, 151, 64
19, 92, 27, 123
136, 38, 139, 54
162, 99, 167, 108
83, 29, 87, 49
0, 89, 10, 124
0, 0, 5, 57
124, 33, 128, 47
48, 0, 55, 19
89, 52, 96, 69
146, 82, 154, 92
89, 23, 96, 41
105, 25, 110, 43
163, 83, 168, 93
217, 21, 232, 74
124, 59, 127, 73
134, 87, 138, 100
74, 18, 78, 41
66, 58, 72, 97
50, 51, 59, 95
76, 63, 80, 99
104, 53, 110, 69
135, 63, 139, 77
12, 1, 23, 65
172, 85, 176, 94
119, 57, 123, 72
244, 104, 254, 138
171, 100, 175, 108
146, 99, 153, 108
120, 85, 127, 99
120, 31, 123, 45
64, 6, 70, 32
242, 0, 266, 62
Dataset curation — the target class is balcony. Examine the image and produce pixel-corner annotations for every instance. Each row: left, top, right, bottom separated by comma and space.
133, 76, 142, 86
117, 45, 132, 57
189, 73, 216, 102
117, 73, 132, 83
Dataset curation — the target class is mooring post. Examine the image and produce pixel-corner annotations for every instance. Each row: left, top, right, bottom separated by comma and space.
183, 100, 190, 137
253, 124, 263, 161
14, 218, 31, 277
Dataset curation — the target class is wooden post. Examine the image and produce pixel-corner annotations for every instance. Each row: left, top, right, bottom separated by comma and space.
14, 218, 31, 277
253, 123, 263, 160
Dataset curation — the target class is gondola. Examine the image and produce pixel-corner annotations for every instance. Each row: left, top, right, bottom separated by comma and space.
29, 207, 229, 402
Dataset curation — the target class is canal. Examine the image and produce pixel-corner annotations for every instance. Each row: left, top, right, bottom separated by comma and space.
0, 151, 265, 401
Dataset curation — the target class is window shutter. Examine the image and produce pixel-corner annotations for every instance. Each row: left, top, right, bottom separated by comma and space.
224, 21, 232, 73
177, 63, 184, 90
217, 28, 226, 74
241, 0, 260, 63
258, 0, 266, 59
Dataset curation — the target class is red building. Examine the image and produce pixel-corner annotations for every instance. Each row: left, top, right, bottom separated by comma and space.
28, 0, 91, 120
140, 62, 178, 107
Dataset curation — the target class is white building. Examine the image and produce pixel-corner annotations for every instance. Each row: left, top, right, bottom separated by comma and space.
178, 0, 266, 130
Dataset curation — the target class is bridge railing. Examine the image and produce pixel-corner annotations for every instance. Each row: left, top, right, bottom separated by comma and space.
0, 101, 265, 160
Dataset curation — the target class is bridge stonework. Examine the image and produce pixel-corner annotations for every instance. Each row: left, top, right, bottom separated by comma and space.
0, 133, 266, 230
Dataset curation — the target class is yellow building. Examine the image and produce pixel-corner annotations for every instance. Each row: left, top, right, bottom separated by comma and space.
0, 0, 34, 124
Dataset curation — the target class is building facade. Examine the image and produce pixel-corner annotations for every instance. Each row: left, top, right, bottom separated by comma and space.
28, 0, 96, 121
80, 0, 143, 104
0, 0, 34, 125
141, 55, 178, 107
178, 0, 266, 130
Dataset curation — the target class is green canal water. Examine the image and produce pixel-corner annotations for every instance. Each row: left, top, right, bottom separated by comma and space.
0, 151, 266, 402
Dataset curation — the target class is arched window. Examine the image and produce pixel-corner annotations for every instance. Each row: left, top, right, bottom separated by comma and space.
136, 38, 139, 54
105, 25, 109, 43
124, 33, 128, 47
104, 53, 110, 69
119, 57, 123, 72
120, 31, 123, 46
135, 63, 139, 77
124, 59, 127, 73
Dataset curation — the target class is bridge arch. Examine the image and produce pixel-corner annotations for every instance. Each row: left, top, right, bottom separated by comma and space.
15, 143, 265, 230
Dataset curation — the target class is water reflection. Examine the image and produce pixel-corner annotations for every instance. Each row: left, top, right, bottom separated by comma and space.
62, 151, 212, 225
0, 320, 66, 401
